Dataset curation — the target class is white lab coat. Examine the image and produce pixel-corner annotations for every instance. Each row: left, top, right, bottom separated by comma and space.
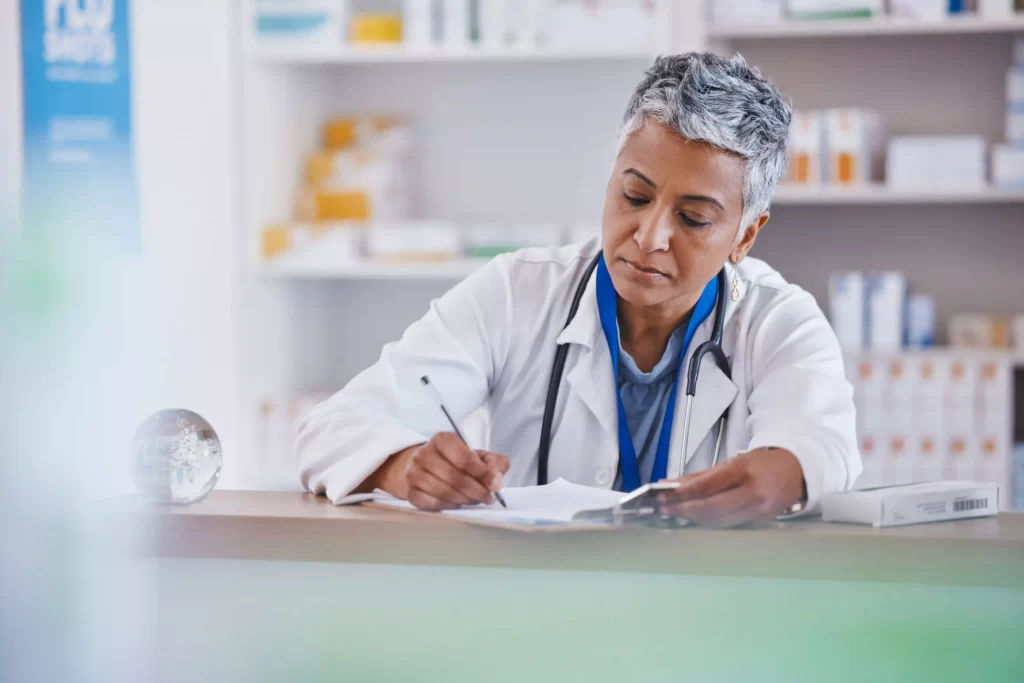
297, 238, 861, 513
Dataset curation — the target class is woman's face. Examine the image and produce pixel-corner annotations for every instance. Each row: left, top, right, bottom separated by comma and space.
601, 121, 760, 314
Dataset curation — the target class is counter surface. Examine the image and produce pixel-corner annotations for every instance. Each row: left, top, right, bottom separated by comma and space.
106, 491, 1024, 589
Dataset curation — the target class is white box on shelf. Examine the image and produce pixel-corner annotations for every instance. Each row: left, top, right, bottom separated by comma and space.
271, 223, 363, 268
978, 357, 1012, 426
866, 272, 907, 352
884, 430, 915, 486
365, 220, 461, 261
787, 111, 826, 185
911, 427, 946, 483
479, 0, 520, 47
907, 294, 936, 348
822, 481, 998, 528
829, 271, 865, 352
1007, 107, 1024, 143
949, 313, 1008, 348
787, 0, 884, 20
886, 356, 915, 424
889, 0, 948, 19
912, 355, 947, 431
546, 0, 656, 50
855, 428, 886, 489
443, 0, 471, 46
947, 431, 977, 479
523, 0, 550, 46
464, 222, 563, 258
252, 0, 347, 44
976, 432, 1010, 506
854, 355, 886, 415
992, 144, 1024, 189
709, 0, 784, 25
886, 136, 987, 190
978, 0, 1015, 18
402, 0, 434, 45
1008, 68, 1024, 103
947, 355, 979, 432
825, 109, 884, 186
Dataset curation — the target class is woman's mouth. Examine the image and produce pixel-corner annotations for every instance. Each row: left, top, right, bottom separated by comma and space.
620, 258, 670, 283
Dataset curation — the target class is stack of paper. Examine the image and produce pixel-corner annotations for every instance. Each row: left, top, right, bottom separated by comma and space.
343, 478, 623, 528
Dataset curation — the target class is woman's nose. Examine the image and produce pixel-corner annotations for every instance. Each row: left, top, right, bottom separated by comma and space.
633, 212, 672, 252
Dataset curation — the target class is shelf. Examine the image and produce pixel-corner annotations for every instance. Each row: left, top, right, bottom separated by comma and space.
249, 43, 654, 65
772, 184, 1024, 205
709, 14, 1024, 39
255, 258, 488, 280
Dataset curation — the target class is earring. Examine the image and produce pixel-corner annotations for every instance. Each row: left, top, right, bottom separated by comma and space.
730, 273, 740, 302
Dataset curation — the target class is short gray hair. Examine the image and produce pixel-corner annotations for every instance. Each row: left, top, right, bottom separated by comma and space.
618, 53, 792, 236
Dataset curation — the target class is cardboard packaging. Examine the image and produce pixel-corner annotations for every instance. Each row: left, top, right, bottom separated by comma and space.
823, 481, 999, 527
825, 109, 885, 185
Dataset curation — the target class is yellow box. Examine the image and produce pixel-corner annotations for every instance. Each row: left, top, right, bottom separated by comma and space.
262, 224, 293, 259
310, 190, 370, 221
350, 13, 401, 44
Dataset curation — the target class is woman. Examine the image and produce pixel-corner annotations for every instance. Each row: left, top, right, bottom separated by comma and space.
297, 53, 861, 526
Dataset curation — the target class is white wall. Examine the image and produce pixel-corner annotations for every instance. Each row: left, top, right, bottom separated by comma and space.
1, 0, 247, 492
127, 0, 246, 487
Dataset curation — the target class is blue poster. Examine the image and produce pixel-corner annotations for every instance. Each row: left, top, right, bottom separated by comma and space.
20, 0, 138, 253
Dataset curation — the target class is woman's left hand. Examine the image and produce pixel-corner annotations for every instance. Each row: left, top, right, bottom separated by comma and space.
656, 448, 806, 528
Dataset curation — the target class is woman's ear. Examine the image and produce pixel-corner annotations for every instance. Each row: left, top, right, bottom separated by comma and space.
729, 212, 770, 264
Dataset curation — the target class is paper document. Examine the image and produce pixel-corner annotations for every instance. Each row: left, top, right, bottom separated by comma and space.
367, 478, 623, 527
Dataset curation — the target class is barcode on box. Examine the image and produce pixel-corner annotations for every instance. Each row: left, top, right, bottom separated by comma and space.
953, 498, 988, 512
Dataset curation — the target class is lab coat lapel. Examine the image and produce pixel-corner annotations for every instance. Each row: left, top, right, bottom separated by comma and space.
563, 339, 618, 440
556, 274, 618, 440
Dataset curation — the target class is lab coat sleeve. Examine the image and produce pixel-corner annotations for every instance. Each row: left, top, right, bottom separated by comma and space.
743, 288, 862, 515
296, 256, 515, 503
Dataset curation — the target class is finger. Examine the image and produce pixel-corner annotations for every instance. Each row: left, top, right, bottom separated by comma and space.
433, 433, 491, 479
659, 460, 746, 502
410, 468, 478, 507
661, 485, 758, 528
416, 453, 493, 504
478, 451, 510, 491
478, 451, 510, 474
407, 487, 458, 512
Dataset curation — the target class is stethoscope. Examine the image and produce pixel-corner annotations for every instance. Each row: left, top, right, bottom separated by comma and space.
536, 253, 732, 487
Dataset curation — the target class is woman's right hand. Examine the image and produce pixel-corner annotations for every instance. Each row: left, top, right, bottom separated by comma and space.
369, 432, 510, 511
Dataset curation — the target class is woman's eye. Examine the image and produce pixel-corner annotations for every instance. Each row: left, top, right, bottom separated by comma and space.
623, 193, 648, 207
680, 213, 711, 228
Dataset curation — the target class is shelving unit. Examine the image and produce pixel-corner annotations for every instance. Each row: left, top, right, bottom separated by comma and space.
249, 43, 656, 65
772, 184, 1024, 205
238, 0, 1024, 489
709, 14, 1024, 39
255, 258, 486, 280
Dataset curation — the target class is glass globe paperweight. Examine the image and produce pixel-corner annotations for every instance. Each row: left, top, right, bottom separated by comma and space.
131, 409, 222, 505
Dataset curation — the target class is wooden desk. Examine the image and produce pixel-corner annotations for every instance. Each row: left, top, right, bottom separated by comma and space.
109, 490, 1024, 589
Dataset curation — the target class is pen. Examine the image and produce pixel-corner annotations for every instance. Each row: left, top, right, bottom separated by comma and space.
420, 375, 507, 509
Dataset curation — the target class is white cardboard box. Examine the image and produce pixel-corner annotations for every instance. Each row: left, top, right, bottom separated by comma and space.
787, 110, 826, 185
823, 481, 999, 527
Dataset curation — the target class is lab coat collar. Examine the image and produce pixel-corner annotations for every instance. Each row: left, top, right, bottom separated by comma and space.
556, 260, 747, 349
557, 260, 745, 451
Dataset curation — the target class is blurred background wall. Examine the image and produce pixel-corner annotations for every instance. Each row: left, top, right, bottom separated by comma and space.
2, 0, 1022, 496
